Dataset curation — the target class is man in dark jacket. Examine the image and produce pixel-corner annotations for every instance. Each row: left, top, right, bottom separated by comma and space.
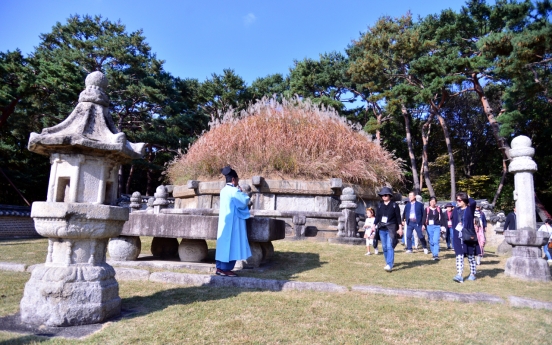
401, 192, 428, 254
373, 187, 403, 272
504, 207, 517, 230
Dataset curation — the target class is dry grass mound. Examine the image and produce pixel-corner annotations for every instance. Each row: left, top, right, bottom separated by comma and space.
167, 97, 403, 188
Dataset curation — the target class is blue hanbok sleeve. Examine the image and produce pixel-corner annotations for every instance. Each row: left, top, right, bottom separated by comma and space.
231, 191, 251, 220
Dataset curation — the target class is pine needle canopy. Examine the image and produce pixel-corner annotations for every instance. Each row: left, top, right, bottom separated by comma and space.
167, 97, 403, 188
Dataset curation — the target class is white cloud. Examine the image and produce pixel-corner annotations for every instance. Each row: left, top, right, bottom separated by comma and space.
243, 13, 256, 27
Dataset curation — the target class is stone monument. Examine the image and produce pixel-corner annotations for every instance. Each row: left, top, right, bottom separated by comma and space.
504, 135, 550, 281
20, 71, 144, 326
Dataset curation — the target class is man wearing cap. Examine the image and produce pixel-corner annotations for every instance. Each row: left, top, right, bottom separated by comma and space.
215, 166, 252, 277
372, 187, 403, 272
441, 202, 455, 250
401, 191, 428, 254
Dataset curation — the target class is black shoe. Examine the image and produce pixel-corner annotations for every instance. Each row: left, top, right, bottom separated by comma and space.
216, 268, 227, 276
225, 270, 238, 277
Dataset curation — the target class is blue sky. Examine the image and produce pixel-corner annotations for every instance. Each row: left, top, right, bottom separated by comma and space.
1, 0, 470, 84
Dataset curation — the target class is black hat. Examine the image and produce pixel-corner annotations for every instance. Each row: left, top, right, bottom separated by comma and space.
378, 186, 393, 196
444, 202, 454, 208
221, 166, 238, 178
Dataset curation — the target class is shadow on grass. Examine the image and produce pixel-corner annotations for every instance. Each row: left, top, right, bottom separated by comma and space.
0, 334, 49, 345
120, 285, 256, 323
393, 258, 440, 270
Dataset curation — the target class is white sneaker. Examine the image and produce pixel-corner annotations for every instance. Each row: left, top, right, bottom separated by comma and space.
424, 248, 429, 255
374, 250, 379, 255
547, 260, 552, 264
365, 252, 371, 256
405, 250, 413, 254
384, 265, 392, 272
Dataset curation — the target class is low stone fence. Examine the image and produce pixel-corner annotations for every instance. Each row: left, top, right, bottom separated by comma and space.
0, 205, 39, 238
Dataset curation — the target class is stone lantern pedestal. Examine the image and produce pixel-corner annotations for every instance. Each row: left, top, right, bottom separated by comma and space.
20, 72, 144, 325
504, 136, 550, 282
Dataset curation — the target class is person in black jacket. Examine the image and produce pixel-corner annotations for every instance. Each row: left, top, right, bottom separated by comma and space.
451, 192, 479, 283
504, 207, 517, 230
372, 187, 403, 272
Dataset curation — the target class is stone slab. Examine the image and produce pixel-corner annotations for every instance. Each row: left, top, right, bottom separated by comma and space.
121, 213, 285, 242
113, 267, 150, 281
108, 256, 216, 273
509, 296, 552, 311
147, 270, 348, 292
351, 285, 504, 304
0, 262, 27, 272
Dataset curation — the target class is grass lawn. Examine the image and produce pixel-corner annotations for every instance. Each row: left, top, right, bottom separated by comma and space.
0, 237, 551, 344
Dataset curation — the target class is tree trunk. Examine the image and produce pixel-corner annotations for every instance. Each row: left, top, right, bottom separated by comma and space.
472, 75, 511, 206
402, 105, 420, 194
146, 144, 155, 196
0, 97, 21, 128
125, 164, 135, 194
419, 161, 424, 193
421, 116, 435, 197
535, 193, 551, 222
491, 160, 508, 206
436, 112, 456, 201
375, 113, 382, 143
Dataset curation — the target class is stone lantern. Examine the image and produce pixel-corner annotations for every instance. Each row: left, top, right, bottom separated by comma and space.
504, 135, 550, 281
20, 71, 144, 326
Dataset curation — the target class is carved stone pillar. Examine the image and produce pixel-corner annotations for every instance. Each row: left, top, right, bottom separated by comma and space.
339, 187, 358, 238
504, 136, 550, 281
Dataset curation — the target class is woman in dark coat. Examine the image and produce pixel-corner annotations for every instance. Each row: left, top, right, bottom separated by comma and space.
451, 191, 479, 283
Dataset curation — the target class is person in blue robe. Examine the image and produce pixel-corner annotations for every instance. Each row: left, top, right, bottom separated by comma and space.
215, 166, 252, 277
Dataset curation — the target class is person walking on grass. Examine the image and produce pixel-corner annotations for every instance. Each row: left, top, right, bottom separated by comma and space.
373, 187, 403, 272
474, 216, 486, 265
422, 197, 442, 260
215, 166, 252, 277
363, 207, 377, 255
451, 192, 479, 283
441, 202, 455, 250
401, 191, 428, 255
474, 205, 487, 264
537, 219, 552, 263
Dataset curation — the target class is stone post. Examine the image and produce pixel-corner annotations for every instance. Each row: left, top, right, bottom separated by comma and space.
21, 71, 145, 326
153, 185, 169, 214
504, 135, 551, 281
292, 215, 307, 239
339, 187, 358, 238
129, 191, 142, 212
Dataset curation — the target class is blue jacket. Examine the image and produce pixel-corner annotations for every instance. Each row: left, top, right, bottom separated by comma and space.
402, 201, 424, 227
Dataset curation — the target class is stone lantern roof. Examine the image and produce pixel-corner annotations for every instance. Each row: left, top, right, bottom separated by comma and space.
28, 71, 144, 161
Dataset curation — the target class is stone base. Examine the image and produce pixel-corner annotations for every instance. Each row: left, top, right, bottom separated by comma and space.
504, 257, 551, 282
178, 239, 208, 262
496, 239, 513, 256
328, 237, 365, 245
20, 264, 121, 326
151, 237, 179, 259
108, 236, 141, 261
242, 242, 263, 268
